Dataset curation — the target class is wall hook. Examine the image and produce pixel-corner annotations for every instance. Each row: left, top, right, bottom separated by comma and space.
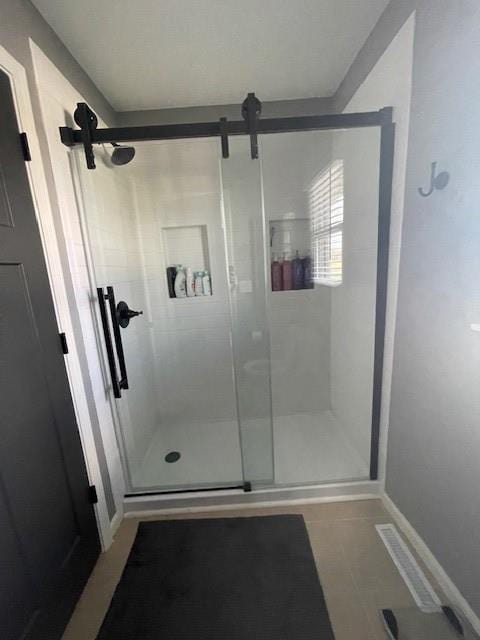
418, 161, 450, 197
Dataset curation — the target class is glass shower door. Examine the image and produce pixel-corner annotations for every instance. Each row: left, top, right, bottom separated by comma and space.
221, 125, 384, 488
260, 126, 382, 486
73, 139, 245, 492
221, 137, 275, 488
73, 121, 385, 494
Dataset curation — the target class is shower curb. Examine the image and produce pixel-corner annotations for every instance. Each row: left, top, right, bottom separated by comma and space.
123, 481, 381, 517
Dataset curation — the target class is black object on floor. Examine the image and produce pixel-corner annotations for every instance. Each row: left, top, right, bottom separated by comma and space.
381, 606, 478, 640
96, 515, 335, 640
164, 450, 181, 463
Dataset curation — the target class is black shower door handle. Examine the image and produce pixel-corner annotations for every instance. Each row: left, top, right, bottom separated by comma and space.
106, 286, 129, 392
97, 286, 122, 398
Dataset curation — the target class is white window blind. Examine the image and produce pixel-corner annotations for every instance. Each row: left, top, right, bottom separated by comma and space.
309, 159, 344, 286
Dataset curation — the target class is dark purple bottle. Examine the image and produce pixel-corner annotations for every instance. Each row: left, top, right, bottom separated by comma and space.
292, 250, 304, 290
282, 253, 292, 290
271, 255, 282, 291
302, 253, 313, 289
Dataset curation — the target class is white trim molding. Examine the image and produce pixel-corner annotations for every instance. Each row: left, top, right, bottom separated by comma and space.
382, 493, 480, 634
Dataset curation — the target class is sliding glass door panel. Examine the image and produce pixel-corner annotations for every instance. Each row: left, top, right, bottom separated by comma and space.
260, 127, 381, 486
220, 137, 274, 487
73, 140, 244, 492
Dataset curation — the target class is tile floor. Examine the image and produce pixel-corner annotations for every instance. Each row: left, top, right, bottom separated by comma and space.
62, 499, 445, 640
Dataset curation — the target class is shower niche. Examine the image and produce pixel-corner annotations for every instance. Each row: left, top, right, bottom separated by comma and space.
269, 218, 313, 292
163, 224, 213, 298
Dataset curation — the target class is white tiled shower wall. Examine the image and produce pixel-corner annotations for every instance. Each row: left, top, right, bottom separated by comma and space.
262, 129, 379, 471
77, 151, 160, 479
262, 132, 333, 418
330, 128, 380, 467
128, 140, 238, 429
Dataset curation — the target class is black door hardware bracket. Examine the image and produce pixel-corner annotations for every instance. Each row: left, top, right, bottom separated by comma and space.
241, 92, 262, 159
73, 103, 98, 169
219, 116, 229, 158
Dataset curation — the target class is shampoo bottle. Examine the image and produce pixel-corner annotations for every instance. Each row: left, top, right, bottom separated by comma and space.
202, 270, 212, 296
271, 253, 282, 291
185, 267, 195, 297
194, 271, 204, 296
292, 250, 304, 290
302, 253, 313, 289
174, 265, 187, 298
282, 252, 292, 290
166, 265, 177, 298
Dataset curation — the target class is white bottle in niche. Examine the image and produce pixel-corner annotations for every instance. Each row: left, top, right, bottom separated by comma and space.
194, 271, 204, 296
185, 267, 195, 297
202, 270, 212, 296
174, 265, 186, 298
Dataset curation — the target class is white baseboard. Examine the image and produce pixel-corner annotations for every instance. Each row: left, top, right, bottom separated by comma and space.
110, 509, 123, 535
382, 493, 480, 635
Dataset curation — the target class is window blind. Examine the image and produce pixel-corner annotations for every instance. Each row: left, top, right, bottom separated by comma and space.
310, 159, 344, 285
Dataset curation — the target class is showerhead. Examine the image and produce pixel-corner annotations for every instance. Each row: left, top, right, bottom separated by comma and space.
111, 142, 135, 166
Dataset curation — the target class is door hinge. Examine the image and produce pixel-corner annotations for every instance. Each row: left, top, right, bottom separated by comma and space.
59, 332, 69, 354
88, 485, 98, 504
20, 132, 31, 161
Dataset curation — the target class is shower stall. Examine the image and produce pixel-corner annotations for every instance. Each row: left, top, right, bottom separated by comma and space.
65, 97, 394, 495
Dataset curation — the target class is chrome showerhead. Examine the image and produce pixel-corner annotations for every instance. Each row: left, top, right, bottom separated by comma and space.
111, 142, 136, 166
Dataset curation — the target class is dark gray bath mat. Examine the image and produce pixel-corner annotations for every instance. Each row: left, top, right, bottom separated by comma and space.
96, 515, 335, 640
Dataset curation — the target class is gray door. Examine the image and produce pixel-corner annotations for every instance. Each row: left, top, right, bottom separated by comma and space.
0, 70, 100, 639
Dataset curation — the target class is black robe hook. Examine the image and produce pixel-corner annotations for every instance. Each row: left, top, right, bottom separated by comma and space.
418, 161, 450, 197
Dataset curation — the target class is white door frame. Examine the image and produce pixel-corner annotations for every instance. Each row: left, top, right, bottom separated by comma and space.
0, 44, 115, 549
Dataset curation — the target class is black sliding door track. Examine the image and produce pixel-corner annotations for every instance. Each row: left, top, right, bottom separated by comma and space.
125, 484, 247, 498
60, 107, 392, 147
60, 92, 392, 168
61, 111, 389, 146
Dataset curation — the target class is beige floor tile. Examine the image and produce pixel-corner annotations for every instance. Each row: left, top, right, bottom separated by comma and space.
63, 499, 440, 640
62, 568, 120, 640
143, 505, 305, 520
334, 516, 401, 585
324, 588, 377, 640
303, 498, 387, 522
360, 584, 417, 640
62, 519, 140, 640
308, 522, 356, 593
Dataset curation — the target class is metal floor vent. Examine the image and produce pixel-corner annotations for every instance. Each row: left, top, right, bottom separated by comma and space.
376, 524, 441, 612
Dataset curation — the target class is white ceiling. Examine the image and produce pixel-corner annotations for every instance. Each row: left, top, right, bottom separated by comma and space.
32, 0, 389, 112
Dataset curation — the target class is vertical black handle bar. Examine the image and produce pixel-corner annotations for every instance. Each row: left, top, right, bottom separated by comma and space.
106, 286, 129, 390
97, 287, 121, 398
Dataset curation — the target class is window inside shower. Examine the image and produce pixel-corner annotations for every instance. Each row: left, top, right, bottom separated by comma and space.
73, 123, 382, 494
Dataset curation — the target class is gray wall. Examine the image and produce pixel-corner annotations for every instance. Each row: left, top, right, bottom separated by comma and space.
332, 0, 417, 113
342, 0, 480, 617
0, 0, 114, 123
117, 97, 332, 126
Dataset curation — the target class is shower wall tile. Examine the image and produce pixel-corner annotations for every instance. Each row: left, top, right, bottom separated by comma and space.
77, 158, 160, 478
123, 140, 239, 430
261, 132, 334, 419
330, 128, 380, 467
